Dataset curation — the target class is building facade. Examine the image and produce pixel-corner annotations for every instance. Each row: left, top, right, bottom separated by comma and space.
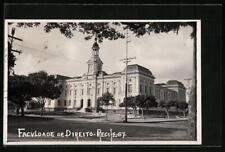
45, 41, 186, 111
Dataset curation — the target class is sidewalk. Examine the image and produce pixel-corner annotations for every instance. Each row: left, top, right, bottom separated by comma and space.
128, 117, 188, 123
9, 113, 187, 124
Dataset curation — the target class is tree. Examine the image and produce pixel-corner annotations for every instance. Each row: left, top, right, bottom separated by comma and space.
134, 95, 146, 118
28, 71, 62, 115
158, 100, 179, 119
97, 92, 115, 120
119, 96, 137, 116
120, 95, 157, 118
136, 95, 157, 118
177, 102, 188, 117
145, 95, 158, 109
8, 75, 33, 116
12, 21, 197, 139
158, 100, 172, 119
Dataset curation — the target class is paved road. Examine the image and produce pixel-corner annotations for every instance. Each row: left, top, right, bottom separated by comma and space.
7, 115, 191, 142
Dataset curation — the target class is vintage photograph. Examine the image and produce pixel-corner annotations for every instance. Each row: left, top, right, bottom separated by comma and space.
4, 20, 201, 145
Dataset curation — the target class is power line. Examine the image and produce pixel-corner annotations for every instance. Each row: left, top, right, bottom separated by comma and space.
13, 43, 85, 65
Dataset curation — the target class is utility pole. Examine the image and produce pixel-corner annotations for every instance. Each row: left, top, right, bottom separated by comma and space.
8, 27, 23, 54
120, 29, 136, 123
8, 27, 23, 75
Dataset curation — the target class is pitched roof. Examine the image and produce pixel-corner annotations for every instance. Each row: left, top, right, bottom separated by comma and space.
167, 80, 185, 88
125, 64, 155, 78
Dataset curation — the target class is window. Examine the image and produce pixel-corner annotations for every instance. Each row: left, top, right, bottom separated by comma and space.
74, 100, 76, 106
128, 84, 132, 93
145, 86, 147, 93
58, 100, 60, 106
87, 88, 91, 95
68, 100, 71, 106
112, 88, 116, 94
97, 88, 101, 95
140, 85, 142, 93
65, 90, 67, 96
119, 86, 121, 94
64, 100, 66, 106
106, 88, 109, 92
80, 99, 83, 108
149, 87, 152, 95
87, 99, 91, 107
81, 89, 84, 95
74, 89, 77, 96
69, 90, 72, 96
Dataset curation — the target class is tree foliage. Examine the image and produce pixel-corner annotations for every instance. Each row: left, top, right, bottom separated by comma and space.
8, 75, 33, 116
177, 102, 188, 110
8, 71, 62, 116
97, 92, 115, 106
119, 96, 136, 108
11, 21, 196, 43
158, 100, 173, 119
120, 95, 157, 118
144, 95, 158, 108
28, 71, 62, 115
28, 71, 62, 99
177, 102, 188, 117
122, 22, 196, 38
97, 92, 115, 120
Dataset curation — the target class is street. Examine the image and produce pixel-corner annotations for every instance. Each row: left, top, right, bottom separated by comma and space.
7, 115, 191, 142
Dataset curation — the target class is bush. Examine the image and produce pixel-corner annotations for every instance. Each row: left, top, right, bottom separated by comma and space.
97, 107, 105, 113
177, 102, 188, 110
85, 108, 92, 112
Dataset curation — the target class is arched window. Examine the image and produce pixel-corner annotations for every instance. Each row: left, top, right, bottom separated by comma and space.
80, 99, 83, 108
87, 99, 91, 107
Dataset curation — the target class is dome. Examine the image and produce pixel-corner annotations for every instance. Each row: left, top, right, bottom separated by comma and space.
92, 42, 99, 50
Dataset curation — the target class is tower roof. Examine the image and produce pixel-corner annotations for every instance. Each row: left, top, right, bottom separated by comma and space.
92, 42, 99, 50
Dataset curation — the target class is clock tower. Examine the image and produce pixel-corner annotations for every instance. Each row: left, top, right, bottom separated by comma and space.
87, 39, 103, 75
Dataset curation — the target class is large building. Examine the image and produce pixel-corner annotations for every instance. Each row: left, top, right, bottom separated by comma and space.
45, 41, 186, 111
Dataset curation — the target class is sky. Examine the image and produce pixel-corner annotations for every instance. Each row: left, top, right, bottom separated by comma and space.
8, 22, 194, 88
